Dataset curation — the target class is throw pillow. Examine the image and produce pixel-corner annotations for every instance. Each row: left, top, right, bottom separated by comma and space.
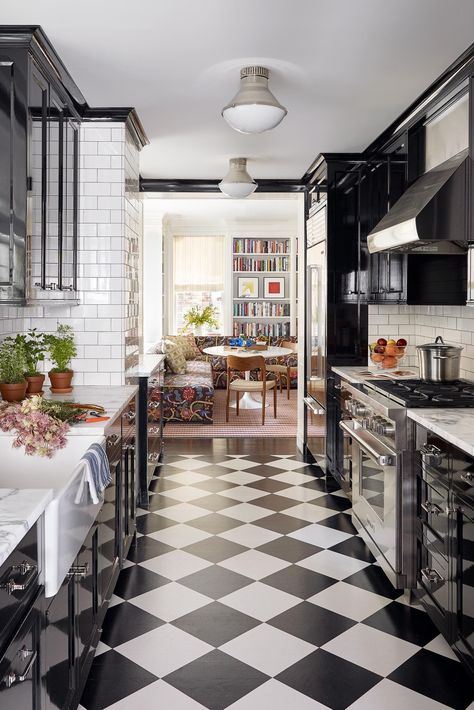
164, 335, 197, 360
163, 340, 187, 374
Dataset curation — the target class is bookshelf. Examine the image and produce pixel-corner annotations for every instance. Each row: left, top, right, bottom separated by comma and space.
232, 235, 295, 338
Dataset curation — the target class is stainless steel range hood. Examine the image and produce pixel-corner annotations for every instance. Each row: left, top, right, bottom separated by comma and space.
368, 148, 468, 255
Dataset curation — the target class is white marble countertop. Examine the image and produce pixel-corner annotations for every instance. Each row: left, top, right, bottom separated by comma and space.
0, 488, 53, 566
408, 409, 474, 457
332, 365, 419, 385
126, 354, 165, 378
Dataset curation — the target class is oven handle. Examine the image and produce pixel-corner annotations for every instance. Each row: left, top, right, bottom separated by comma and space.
304, 397, 323, 415
339, 420, 396, 467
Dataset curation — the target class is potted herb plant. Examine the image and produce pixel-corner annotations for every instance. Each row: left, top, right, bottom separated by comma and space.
0, 339, 28, 402
44, 324, 77, 394
13, 329, 46, 395
182, 305, 219, 336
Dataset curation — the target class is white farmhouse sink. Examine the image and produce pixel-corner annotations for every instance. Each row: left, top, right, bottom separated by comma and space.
0, 435, 105, 596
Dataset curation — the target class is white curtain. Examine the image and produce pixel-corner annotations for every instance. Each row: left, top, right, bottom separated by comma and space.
173, 235, 225, 292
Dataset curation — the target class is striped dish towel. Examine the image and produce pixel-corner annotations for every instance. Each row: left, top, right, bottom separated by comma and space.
75, 442, 112, 505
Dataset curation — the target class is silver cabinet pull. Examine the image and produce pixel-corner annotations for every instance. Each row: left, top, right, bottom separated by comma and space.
421, 567, 444, 587
5, 647, 37, 687
124, 411, 136, 422
148, 426, 160, 435
461, 471, 473, 483
1, 562, 37, 595
107, 434, 120, 446
148, 452, 160, 462
68, 563, 89, 580
421, 501, 442, 516
419, 444, 445, 466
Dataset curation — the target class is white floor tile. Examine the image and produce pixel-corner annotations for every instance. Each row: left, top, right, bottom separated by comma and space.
116, 624, 212, 678
297, 550, 370, 580
218, 524, 281, 549
94, 641, 110, 656
217, 486, 268, 502
154, 503, 209, 523
148, 524, 212, 549
219, 470, 264, 485
129, 582, 211, 622
220, 581, 300, 622
288, 524, 353, 548
217, 459, 261, 470
322, 623, 419, 676
140, 549, 212, 580
274, 486, 327, 502
159, 487, 210, 503
219, 502, 273, 522
283, 504, 339, 524
267, 459, 312, 472
271, 471, 315, 485
347, 678, 452, 710
227, 679, 331, 710
221, 623, 315, 676
164, 471, 210, 484
166, 459, 210, 471
105, 679, 208, 709
107, 594, 123, 608
424, 634, 460, 661
308, 581, 392, 621
219, 549, 290, 579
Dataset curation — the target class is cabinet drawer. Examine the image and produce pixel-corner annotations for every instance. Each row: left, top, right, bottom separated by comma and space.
0, 525, 39, 655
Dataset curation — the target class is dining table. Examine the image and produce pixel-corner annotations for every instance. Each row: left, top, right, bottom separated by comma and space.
203, 345, 293, 409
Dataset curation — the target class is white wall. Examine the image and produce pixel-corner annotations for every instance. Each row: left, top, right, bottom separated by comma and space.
368, 304, 474, 378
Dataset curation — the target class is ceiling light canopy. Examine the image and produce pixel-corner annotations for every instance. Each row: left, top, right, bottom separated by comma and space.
221, 66, 287, 134
218, 158, 257, 198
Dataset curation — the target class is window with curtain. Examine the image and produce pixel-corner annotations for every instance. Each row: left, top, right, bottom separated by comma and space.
172, 234, 225, 333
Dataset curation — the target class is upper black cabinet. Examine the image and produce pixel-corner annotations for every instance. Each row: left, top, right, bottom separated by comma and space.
0, 30, 81, 304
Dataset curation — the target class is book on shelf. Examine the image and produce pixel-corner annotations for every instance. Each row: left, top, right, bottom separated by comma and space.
233, 256, 289, 272
232, 321, 291, 338
233, 301, 290, 317
233, 238, 290, 254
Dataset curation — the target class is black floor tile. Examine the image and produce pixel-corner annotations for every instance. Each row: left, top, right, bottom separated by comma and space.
194, 494, 241, 512
276, 649, 381, 710
300, 478, 328, 492
183, 536, 248, 563
164, 650, 268, 710
80, 650, 157, 710
317, 512, 358, 534
269, 601, 356, 646
246, 477, 292, 493
328, 535, 376, 563
172, 601, 260, 646
187, 513, 244, 535
262, 565, 337, 600
343, 564, 403, 600
136, 513, 178, 535
310, 493, 352, 512
148, 477, 181, 492
147, 494, 181, 511
126, 536, 174, 563
244, 463, 287, 477
251, 494, 299, 512
192, 477, 239, 493
192, 464, 237, 478
363, 600, 439, 646
114, 564, 170, 600
100, 601, 165, 647
256, 536, 321, 562
179, 565, 252, 599
252, 512, 312, 534
388, 649, 474, 709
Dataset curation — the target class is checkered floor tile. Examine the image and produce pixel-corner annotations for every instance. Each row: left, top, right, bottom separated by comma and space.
80, 446, 474, 710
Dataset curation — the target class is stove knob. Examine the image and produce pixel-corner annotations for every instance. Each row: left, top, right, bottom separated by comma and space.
379, 420, 395, 436
354, 403, 368, 417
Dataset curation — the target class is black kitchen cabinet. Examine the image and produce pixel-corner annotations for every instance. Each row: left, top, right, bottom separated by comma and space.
75, 525, 98, 690
43, 574, 75, 710
453, 493, 474, 675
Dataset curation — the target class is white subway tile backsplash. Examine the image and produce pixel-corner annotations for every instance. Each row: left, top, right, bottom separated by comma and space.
98, 169, 123, 183
84, 155, 112, 169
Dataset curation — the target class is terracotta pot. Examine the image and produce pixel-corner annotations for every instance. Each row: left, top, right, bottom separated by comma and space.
0, 381, 28, 402
25, 374, 45, 396
49, 370, 74, 394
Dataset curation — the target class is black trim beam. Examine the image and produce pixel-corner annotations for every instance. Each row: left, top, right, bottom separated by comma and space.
139, 178, 307, 193
83, 107, 149, 149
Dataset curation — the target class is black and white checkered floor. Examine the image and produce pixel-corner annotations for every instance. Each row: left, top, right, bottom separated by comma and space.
80, 446, 474, 710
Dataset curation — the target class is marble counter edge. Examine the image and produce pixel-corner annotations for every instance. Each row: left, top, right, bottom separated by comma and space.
126, 354, 166, 379
407, 409, 474, 457
0, 488, 53, 567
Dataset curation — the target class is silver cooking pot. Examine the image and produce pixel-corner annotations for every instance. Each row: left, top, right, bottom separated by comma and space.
417, 336, 463, 382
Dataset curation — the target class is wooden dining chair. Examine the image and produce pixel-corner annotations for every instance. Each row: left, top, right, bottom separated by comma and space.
226, 355, 277, 425
266, 340, 298, 399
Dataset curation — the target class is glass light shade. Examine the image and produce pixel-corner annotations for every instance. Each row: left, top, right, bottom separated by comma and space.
221, 66, 287, 134
218, 158, 257, 199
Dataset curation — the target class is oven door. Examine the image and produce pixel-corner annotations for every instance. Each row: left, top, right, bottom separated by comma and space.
341, 421, 399, 580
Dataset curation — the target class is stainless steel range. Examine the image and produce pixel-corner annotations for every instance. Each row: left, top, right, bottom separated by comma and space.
340, 376, 474, 590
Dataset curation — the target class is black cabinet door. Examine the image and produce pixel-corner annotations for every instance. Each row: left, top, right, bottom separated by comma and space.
453, 493, 474, 673
97, 463, 119, 615
0, 593, 41, 710
44, 575, 75, 710
75, 525, 98, 682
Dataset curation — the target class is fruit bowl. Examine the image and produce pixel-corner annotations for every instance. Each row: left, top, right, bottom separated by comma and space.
369, 338, 407, 370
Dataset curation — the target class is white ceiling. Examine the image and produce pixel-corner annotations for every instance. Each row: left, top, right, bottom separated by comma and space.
4, 0, 474, 179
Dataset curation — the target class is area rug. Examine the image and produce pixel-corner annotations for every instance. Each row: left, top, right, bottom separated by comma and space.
162, 389, 324, 439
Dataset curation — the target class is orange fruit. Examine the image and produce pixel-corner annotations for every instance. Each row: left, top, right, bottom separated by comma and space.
385, 344, 398, 356
371, 353, 384, 363
382, 356, 397, 368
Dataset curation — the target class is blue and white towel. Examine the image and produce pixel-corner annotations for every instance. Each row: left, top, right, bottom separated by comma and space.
75, 442, 112, 504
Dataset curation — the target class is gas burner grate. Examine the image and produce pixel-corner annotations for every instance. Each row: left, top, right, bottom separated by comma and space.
366, 379, 474, 408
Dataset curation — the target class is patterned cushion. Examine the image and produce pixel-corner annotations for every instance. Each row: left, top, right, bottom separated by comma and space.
163, 335, 197, 360
163, 340, 187, 374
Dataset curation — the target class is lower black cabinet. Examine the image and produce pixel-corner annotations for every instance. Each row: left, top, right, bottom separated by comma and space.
0, 591, 42, 710
43, 575, 75, 710
75, 525, 98, 688
453, 493, 474, 674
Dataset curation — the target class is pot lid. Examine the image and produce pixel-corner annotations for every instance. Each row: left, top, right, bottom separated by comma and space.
417, 336, 463, 352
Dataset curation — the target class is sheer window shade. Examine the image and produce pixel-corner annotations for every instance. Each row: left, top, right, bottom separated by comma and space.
173, 235, 225, 292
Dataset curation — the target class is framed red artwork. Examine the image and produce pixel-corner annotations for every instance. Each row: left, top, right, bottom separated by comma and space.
264, 277, 285, 298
